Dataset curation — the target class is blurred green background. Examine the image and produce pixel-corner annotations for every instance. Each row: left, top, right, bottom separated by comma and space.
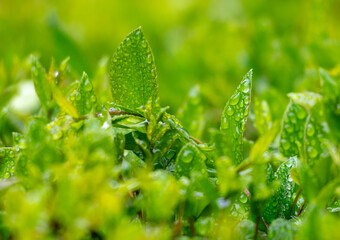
1, 0, 340, 117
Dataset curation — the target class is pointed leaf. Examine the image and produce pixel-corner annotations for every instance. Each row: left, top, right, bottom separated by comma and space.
288, 92, 322, 110
109, 27, 158, 111
304, 115, 328, 166
220, 69, 252, 164
0, 147, 16, 179
253, 98, 272, 135
274, 157, 297, 219
177, 85, 205, 139
69, 72, 97, 116
31, 55, 51, 109
175, 142, 207, 179
279, 101, 307, 158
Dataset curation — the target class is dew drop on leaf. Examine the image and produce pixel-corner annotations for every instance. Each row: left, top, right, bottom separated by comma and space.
240, 79, 250, 93
239, 193, 248, 203
307, 147, 318, 158
226, 106, 234, 116
229, 92, 240, 106
306, 124, 315, 136
182, 149, 194, 163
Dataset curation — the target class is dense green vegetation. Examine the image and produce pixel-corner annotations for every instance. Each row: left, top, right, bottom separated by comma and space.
0, 26, 340, 239
1, 1, 340, 239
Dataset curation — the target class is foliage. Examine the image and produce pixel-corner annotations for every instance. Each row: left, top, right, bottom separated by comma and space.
1, 27, 340, 240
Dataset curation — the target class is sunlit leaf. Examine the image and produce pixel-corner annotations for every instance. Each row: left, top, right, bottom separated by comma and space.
175, 142, 207, 179
279, 101, 307, 158
109, 27, 158, 112
31, 55, 51, 109
69, 72, 97, 116
177, 85, 205, 139
253, 98, 272, 135
220, 69, 253, 164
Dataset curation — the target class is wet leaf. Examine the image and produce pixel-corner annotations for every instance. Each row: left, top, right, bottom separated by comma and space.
268, 218, 296, 240
0, 147, 17, 179
253, 98, 272, 135
109, 27, 158, 112
288, 92, 322, 110
279, 101, 307, 158
303, 115, 328, 166
175, 142, 207, 179
69, 72, 97, 116
31, 55, 51, 109
177, 85, 205, 139
220, 69, 252, 164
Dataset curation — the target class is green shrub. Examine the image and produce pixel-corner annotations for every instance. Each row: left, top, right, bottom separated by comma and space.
0, 28, 340, 240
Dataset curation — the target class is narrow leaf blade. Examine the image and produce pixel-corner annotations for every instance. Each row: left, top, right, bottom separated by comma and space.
220, 69, 253, 164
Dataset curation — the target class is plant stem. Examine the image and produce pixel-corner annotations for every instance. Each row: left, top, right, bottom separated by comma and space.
254, 216, 260, 240
297, 200, 306, 216
261, 217, 269, 230
189, 217, 196, 237
291, 187, 302, 215
190, 136, 202, 144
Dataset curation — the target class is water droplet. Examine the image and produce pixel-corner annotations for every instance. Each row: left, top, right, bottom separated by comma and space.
83, 78, 93, 92
226, 106, 234, 116
86, 101, 92, 110
181, 149, 195, 163
75, 91, 81, 101
69, 94, 75, 101
239, 193, 248, 203
146, 54, 152, 64
4, 172, 10, 178
125, 37, 131, 46
0, 149, 5, 157
285, 124, 294, 133
240, 79, 250, 93
235, 113, 241, 121
296, 107, 306, 119
8, 150, 14, 158
229, 92, 240, 106
135, 29, 142, 40
281, 140, 290, 150
90, 95, 97, 103
306, 124, 315, 136
151, 69, 156, 77
244, 96, 250, 105
308, 147, 318, 158
141, 40, 147, 48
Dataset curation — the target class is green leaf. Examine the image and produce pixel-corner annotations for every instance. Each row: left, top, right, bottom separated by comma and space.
279, 101, 307, 158
109, 27, 158, 112
175, 142, 207, 179
253, 98, 272, 135
177, 85, 205, 139
139, 170, 180, 221
263, 157, 297, 224
274, 157, 297, 219
304, 115, 327, 166
319, 68, 339, 104
0, 147, 16, 179
50, 83, 79, 118
69, 72, 97, 116
288, 92, 322, 110
163, 112, 191, 143
31, 55, 51, 109
268, 218, 296, 240
220, 69, 252, 164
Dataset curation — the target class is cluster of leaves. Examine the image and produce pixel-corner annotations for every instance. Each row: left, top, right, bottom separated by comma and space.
1, 28, 340, 240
